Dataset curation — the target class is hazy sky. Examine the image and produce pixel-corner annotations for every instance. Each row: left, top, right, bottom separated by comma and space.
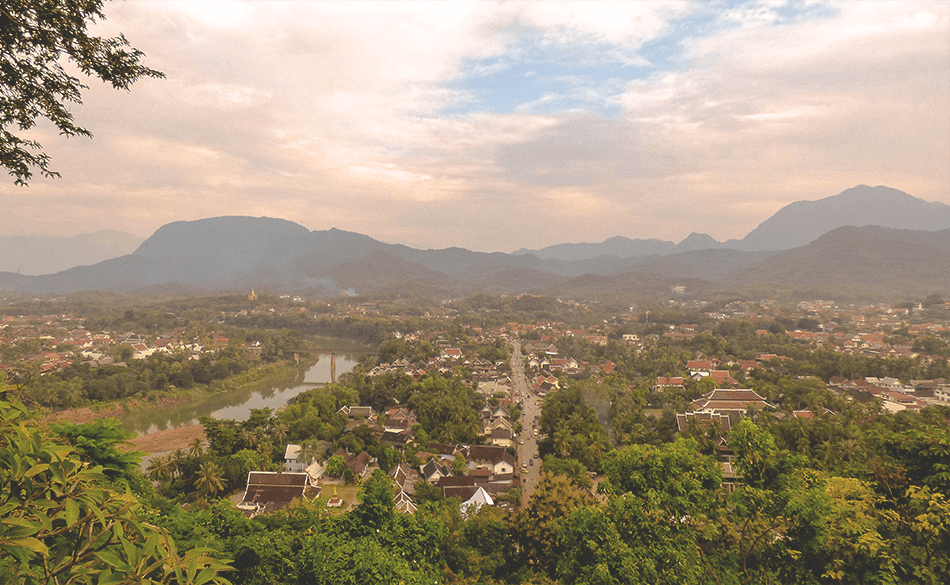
3, 0, 948, 252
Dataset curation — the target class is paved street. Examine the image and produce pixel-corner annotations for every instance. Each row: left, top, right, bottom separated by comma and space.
511, 340, 542, 503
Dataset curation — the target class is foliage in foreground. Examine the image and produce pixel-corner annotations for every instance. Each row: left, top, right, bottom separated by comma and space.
0, 378, 231, 584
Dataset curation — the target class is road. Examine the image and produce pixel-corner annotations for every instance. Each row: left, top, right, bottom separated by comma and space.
511, 340, 543, 504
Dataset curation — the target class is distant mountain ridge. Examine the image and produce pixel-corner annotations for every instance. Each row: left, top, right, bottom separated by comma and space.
515, 185, 950, 260
733, 185, 950, 251
1, 185, 948, 302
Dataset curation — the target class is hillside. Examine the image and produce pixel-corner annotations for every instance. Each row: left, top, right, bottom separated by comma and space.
2, 198, 950, 302
733, 185, 950, 251
732, 226, 950, 298
519, 185, 950, 260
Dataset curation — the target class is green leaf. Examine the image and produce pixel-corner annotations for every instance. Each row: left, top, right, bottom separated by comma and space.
0, 543, 32, 565
194, 567, 218, 585
5, 536, 48, 555
98, 569, 124, 584
65, 498, 79, 526
25, 463, 49, 478
95, 551, 130, 571
2, 517, 38, 530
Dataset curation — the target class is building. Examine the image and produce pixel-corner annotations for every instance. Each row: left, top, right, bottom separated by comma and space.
691, 389, 773, 415
237, 471, 317, 517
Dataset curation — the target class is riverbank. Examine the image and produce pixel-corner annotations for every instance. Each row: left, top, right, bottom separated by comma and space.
40, 394, 192, 426
38, 397, 206, 454
128, 423, 206, 453
38, 360, 308, 434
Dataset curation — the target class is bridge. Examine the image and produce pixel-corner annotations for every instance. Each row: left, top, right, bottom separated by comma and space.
288, 351, 338, 384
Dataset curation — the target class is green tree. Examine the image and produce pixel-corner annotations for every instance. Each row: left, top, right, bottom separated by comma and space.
49, 418, 145, 488
296, 440, 324, 468
452, 452, 468, 476
553, 438, 726, 584
508, 473, 593, 577
0, 385, 230, 583
188, 437, 204, 458
325, 454, 346, 478
1, 0, 164, 184
194, 461, 226, 497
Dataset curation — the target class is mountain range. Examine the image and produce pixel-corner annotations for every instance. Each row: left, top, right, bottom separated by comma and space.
514, 185, 950, 260
1, 185, 949, 302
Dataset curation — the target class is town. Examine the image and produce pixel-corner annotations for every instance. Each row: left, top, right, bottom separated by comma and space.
2, 290, 949, 584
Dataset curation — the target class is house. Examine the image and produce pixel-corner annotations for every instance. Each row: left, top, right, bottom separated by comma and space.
866, 377, 903, 391
383, 407, 417, 432
476, 380, 511, 397
380, 430, 412, 450
428, 442, 461, 461
421, 458, 452, 484
440, 348, 463, 360
393, 489, 418, 514
468, 445, 516, 476
675, 411, 732, 433
792, 408, 834, 419
459, 486, 493, 519
337, 405, 376, 420
490, 426, 514, 448
389, 463, 420, 494
687, 359, 713, 372
237, 471, 317, 517
284, 444, 305, 472
331, 449, 374, 479
881, 390, 926, 412
909, 380, 938, 397
691, 389, 774, 415
653, 376, 685, 391
736, 360, 758, 374
709, 370, 740, 387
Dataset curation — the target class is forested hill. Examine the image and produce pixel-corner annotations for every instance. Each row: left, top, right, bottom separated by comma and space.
2, 187, 950, 302
517, 185, 950, 259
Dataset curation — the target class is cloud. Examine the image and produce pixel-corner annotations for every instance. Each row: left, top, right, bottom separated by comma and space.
0, 1, 946, 253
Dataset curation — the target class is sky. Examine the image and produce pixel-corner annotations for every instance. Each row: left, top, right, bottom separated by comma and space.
2, 0, 948, 252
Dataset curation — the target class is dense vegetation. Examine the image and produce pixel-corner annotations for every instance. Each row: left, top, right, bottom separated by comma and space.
2, 293, 949, 583
19, 327, 309, 409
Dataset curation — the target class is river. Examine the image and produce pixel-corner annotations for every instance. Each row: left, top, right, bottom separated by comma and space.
119, 353, 360, 435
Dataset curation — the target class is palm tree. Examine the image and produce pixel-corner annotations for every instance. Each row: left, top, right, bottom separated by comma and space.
553, 423, 572, 459
463, 417, 484, 442
170, 449, 186, 479
145, 455, 169, 484
271, 423, 288, 445
194, 461, 226, 497
297, 440, 323, 467
188, 437, 204, 459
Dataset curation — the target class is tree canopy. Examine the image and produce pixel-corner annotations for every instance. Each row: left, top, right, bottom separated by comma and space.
1, 0, 162, 184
